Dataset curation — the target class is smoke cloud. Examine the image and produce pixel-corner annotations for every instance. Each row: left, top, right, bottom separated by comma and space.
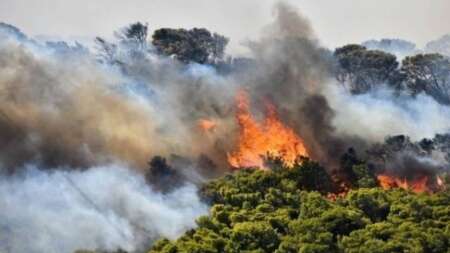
0, 165, 207, 253
325, 85, 450, 142
0, 24, 240, 171
0, 36, 159, 169
2, 2, 447, 173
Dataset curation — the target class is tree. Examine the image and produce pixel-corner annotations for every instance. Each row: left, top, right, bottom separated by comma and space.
231, 221, 280, 252
95, 22, 149, 65
334, 44, 399, 93
399, 53, 450, 104
340, 148, 377, 188
148, 156, 450, 253
152, 28, 229, 64
116, 22, 149, 50
145, 156, 183, 192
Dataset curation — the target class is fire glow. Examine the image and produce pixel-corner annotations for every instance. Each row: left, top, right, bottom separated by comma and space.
227, 91, 308, 169
377, 173, 444, 193
198, 119, 217, 132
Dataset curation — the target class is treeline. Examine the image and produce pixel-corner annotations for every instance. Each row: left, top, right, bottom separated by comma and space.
94, 22, 229, 67
94, 22, 450, 106
334, 44, 450, 105
148, 159, 450, 253
3, 21, 450, 105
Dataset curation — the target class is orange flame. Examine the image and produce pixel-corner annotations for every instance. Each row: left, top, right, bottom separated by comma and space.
377, 173, 431, 193
227, 90, 308, 169
198, 119, 217, 132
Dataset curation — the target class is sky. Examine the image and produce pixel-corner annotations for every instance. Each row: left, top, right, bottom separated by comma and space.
0, 0, 449, 54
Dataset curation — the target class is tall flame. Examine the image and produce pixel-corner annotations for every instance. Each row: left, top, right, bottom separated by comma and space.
227, 90, 308, 169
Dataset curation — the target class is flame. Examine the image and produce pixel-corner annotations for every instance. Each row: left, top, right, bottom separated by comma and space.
227, 90, 308, 169
377, 173, 430, 193
198, 119, 217, 132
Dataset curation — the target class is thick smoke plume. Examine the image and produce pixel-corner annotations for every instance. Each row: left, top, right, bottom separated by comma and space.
0, 36, 158, 169
0, 24, 238, 171
1, 2, 448, 173
238, 3, 357, 167
0, 165, 207, 253
234, 2, 450, 175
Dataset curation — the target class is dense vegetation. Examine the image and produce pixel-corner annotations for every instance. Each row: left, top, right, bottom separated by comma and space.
149, 159, 450, 253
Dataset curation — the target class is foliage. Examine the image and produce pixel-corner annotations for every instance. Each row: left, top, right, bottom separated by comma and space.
339, 148, 377, 188
148, 160, 450, 253
152, 28, 229, 64
95, 22, 149, 65
399, 54, 450, 104
145, 156, 184, 192
116, 22, 149, 50
333, 43, 450, 106
334, 44, 399, 94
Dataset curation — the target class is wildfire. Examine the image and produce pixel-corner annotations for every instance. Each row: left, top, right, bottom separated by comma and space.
227, 90, 308, 169
377, 173, 444, 193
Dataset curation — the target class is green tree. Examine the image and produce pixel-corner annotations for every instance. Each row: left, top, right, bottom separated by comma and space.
334, 44, 399, 93
149, 159, 450, 253
152, 28, 228, 64
231, 221, 280, 252
116, 22, 148, 50
399, 53, 450, 104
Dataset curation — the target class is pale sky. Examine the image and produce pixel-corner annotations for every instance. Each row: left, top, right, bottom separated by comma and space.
0, 0, 449, 54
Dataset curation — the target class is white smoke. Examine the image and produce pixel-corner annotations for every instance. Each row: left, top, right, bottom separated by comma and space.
0, 165, 208, 253
325, 83, 450, 142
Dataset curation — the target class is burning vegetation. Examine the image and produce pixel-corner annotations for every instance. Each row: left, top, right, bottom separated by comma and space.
376, 173, 443, 193
227, 90, 308, 169
1, 2, 450, 253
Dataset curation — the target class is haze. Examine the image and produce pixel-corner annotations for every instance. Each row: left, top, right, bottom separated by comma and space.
0, 0, 449, 54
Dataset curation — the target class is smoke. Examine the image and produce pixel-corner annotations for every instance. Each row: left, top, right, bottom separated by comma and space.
234, 2, 352, 167
234, 2, 450, 172
0, 165, 207, 253
7, 1, 446, 173
385, 151, 447, 176
365, 134, 450, 182
1, 2, 450, 252
325, 85, 450, 142
0, 36, 161, 169
0, 23, 241, 171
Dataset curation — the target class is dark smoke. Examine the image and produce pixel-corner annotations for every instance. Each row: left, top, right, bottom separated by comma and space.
237, 2, 366, 169
368, 135, 450, 179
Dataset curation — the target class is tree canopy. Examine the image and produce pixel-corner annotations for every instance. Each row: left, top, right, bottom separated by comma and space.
152, 28, 229, 64
399, 54, 450, 104
148, 159, 450, 253
334, 44, 399, 94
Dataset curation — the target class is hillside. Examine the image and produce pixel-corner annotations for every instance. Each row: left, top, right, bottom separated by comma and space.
149, 160, 450, 253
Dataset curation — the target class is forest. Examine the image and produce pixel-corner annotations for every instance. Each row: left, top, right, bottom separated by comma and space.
149, 159, 450, 253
